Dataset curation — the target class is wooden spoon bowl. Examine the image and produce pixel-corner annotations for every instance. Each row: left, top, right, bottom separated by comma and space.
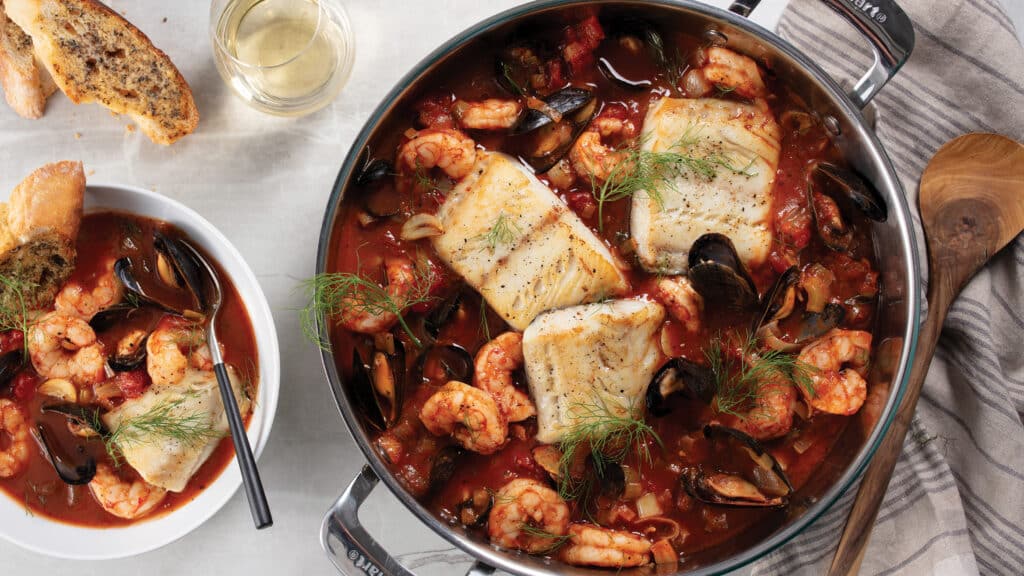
829, 133, 1024, 574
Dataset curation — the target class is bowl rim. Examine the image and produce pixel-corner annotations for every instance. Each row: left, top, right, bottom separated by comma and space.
314, 1, 921, 574
0, 182, 281, 561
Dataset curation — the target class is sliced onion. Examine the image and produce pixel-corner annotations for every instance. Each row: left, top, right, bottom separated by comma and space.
622, 464, 643, 500
400, 213, 444, 241
636, 492, 663, 518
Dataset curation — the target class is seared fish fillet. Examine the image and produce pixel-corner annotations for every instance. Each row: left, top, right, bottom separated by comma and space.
0, 1, 55, 119
631, 97, 781, 273
522, 298, 665, 444
432, 151, 628, 330
103, 368, 251, 492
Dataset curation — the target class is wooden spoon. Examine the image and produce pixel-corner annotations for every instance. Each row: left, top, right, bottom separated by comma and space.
828, 133, 1024, 575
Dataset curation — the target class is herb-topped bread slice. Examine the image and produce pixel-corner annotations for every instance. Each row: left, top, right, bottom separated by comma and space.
0, 0, 56, 119
4, 0, 198, 144
0, 161, 83, 310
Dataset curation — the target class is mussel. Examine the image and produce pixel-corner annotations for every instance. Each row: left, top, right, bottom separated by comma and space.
755, 266, 845, 352
807, 162, 887, 252
351, 341, 406, 431
355, 151, 401, 218
646, 357, 716, 416
423, 292, 462, 341
456, 487, 493, 527
414, 343, 473, 385
752, 266, 799, 334
687, 233, 758, 312
0, 349, 24, 391
89, 303, 141, 333
41, 403, 110, 436
512, 87, 595, 135
108, 332, 149, 372
34, 423, 96, 485
680, 425, 793, 508
428, 444, 463, 489
115, 231, 206, 316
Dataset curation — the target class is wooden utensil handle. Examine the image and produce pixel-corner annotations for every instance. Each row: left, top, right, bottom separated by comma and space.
828, 275, 957, 575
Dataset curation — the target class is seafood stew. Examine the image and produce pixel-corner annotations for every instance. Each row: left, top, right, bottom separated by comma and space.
313, 6, 890, 571
0, 211, 258, 526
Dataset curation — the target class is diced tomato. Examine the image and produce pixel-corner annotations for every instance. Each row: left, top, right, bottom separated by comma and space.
562, 14, 605, 76
775, 203, 812, 250
415, 94, 455, 130
544, 59, 566, 92
11, 370, 38, 402
565, 191, 597, 219
114, 370, 151, 399
0, 330, 23, 355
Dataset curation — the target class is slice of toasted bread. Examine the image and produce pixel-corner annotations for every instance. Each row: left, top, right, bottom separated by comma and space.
4, 0, 198, 144
0, 0, 55, 119
0, 161, 84, 309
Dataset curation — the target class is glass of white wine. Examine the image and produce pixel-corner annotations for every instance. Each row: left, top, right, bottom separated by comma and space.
211, 0, 355, 116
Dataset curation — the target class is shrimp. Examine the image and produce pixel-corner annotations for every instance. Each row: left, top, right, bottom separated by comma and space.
569, 114, 638, 183
419, 381, 508, 454
452, 99, 523, 130
701, 47, 767, 99
797, 329, 872, 415
337, 256, 417, 335
559, 523, 652, 568
398, 128, 477, 180
28, 312, 106, 385
727, 376, 798, 441
473, 332, 535, 422
0, 399, 30, 478
487, 478, 571, 554
54, 259, 123, 321
653, 276, 704, 333
146, 315, 211, 387
88, 463, 167, 520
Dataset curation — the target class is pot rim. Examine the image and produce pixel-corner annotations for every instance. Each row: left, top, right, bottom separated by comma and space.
315, 1, 921, 574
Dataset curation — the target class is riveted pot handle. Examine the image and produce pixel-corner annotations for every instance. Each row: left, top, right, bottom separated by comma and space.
729, 0, 914, 109
818, 0, 914, 108
321, 465, 414, 576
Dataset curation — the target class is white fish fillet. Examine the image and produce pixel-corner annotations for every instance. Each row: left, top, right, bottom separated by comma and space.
631, 97, 781, 273
522, 298, 665, 444
103, 367, 251, 493
432, 151, 628, 330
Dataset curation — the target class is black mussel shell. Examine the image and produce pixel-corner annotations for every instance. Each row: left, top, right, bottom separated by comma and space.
34, 423, 96, 485
814, 162, 887, 223
41, 403, 110, 436
646, 357, 716, 416
794, 302, 845, 344
356, 156, 401, 218
512, 87, 595, 135
687, 233, 759, 312
424, 293, 462, 341
681, 425, 793, 508
415, 343, 473, 385
153, 232, 206, 311
752, 266, 800, 333
456, 488, 494, 527
598, 461, 626, 498
89, 303, 141, 333
108, 337, 148, 372
364, 340, 406, 429
356, 158, 394, 186
597, 57, 652, 90
350, 348, 384, 432
0, 349, 24, 391
429, 444, 464, 489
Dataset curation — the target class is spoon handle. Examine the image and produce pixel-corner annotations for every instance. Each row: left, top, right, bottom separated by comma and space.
827, 273, 956, 574
214, 362, 274, 529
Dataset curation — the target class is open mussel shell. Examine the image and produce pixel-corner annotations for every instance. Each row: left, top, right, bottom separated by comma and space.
41, 403, 110, 436
512, 87, 595, 135
681, 425, 793, 508
814, 162, 887, 223
795, 302, 845, 343
351, 340, 406, 431
414, 343, 473, 385
687, 233, 758, 312
89, 303, 140, 333
752, 266, 799, 333
34, 423, 97, 485
153, 231, 206, 310
424, 292, 462, 341
356, 158, 393, 186
456, 487, 494, 527
646, 357, 716, 416
108, 337, 148, 372
0, 349, 24, 390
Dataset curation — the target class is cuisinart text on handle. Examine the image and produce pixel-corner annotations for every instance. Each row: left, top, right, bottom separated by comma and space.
847, 0, 889, 23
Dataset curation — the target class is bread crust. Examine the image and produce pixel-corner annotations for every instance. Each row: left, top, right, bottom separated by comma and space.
0, 0, 53, 119
4, 0, 199, 144
8, 159, 84, 242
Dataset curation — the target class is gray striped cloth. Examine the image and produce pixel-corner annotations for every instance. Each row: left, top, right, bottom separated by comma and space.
750, 0, 1024, 574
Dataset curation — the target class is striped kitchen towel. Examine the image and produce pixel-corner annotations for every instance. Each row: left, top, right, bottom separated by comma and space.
753, 0, 1024, 575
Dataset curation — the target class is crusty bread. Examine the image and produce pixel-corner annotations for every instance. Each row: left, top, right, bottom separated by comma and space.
4, 0, 198, 144
0, 161, 83, 310
0, 0, 56, 119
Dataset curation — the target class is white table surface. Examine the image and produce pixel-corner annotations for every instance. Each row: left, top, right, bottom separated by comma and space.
1, 1, 1021, 575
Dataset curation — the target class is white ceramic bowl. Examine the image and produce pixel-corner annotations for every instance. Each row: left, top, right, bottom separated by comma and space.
0, 184, 280, 560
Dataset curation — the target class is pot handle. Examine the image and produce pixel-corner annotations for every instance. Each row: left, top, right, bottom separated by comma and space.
321, 465, 497, 576
730, 0, 914, 109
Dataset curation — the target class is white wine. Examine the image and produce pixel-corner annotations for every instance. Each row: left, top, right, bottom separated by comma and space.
212, 0, 354, 115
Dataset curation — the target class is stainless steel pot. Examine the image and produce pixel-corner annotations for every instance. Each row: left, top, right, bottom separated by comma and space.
316, 1, 921, 574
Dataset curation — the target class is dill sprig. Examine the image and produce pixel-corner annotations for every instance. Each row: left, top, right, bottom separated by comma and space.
589, 127, 757, 230
519, 524, 573, 553
104, 394, 222, 464
300, 262, 436, 350
0, 274, 35, 359
705, 332, 816, 418
478, 297, 491, 341
556, 397, 663, 502
475, 213, 522, 251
